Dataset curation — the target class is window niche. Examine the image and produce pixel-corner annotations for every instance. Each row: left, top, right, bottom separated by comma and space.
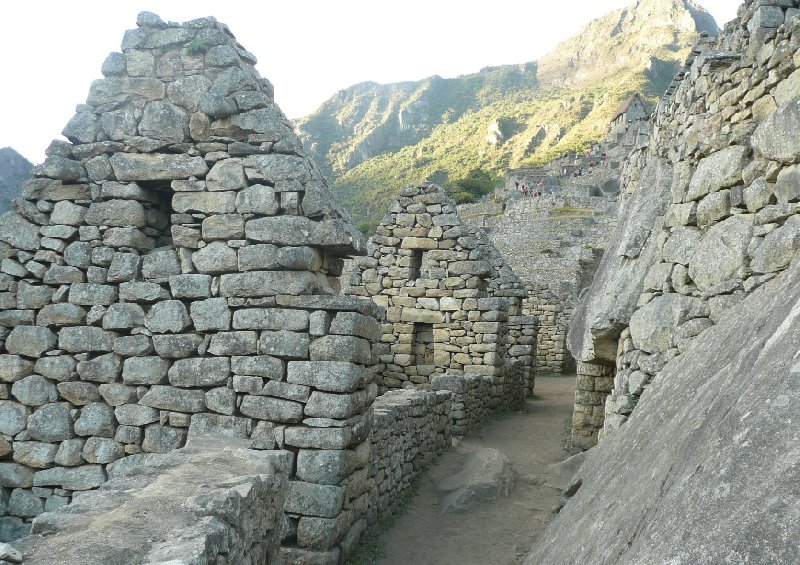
412, 322, 435, 368
407, 249, 422, 281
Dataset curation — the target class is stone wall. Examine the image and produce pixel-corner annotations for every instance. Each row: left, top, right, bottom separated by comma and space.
0, 13, 385, 563
567, 0, 800, 447
367, 389, 451, 525
344, 183, 537, 406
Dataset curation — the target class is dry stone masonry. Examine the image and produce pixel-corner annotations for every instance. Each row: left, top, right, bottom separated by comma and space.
344, 183, 537, 415
568, 0, 800, 448
0, 12, 540, 563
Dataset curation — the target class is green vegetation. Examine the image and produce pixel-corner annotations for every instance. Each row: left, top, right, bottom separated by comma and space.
186, 37, 207, 55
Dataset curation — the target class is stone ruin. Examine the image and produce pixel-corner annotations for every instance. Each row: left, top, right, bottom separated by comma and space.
344, 184, 537, 417
567, 0, 800, 450
0, 12, 537, 563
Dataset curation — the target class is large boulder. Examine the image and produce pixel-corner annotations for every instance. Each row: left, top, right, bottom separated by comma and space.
437, 447, 516, 513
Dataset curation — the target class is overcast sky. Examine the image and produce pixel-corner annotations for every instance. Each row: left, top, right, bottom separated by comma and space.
0, 0, 739, 163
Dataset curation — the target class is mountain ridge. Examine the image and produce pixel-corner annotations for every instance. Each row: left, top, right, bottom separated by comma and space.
0, 147, 33, 213
297, 0, 719, 230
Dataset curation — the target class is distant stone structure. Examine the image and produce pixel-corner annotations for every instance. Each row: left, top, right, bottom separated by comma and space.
345, 183, 537, 404
459, 104, 647, 374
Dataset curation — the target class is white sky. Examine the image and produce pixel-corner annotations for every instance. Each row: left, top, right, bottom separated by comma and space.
0, 0, 739, 163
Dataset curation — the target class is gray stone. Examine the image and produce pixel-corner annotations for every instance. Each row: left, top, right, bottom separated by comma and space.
37, 303, 87, 327
240, 395, 303, 423
244, 216, 364, 253
438, 448, 516, 513
33, 465, 106, 490
49, 201, 87, 225
750, 216, 800, 274
102, 303, 146, 329
773, 165, 800, 203
8, 488, 43, 517
310, 335, 371, 365
74, 402, 116, 437
110, 153, 208, 181
285, 482, 344, 519
231, 355, 284, 379
189, 297, 231, 331
695, 190, 731, 228
140, 385, 206, 412
305, 390, 368, 419
219, 271, 319, 297
152, 334, 203, 358
82, 437, 124, 464
114, 335, 153, 357
0, 356, 34, 383
27, 403, 73, 442
629, 294, 704, 354
64, 241, 93, 268
139, 101, 187, 144
0, 212, 40, 251
34, 356, 76, 382
167, 75, 211, 112
237, 244, 280, 271
191, 241, 238, 274
685, 146, 749, 201
743, 178, 774, 213
119, 282, 170, 303
114, 404, 159, 426
103, 227, 154, 252
12, 442, 58, 469
296, 450, 353, 484
122, 356, 170, 385
172, 192, 236, 214
16, 282, 53, 310
142, 424, 186, 453
329, 311, 380, 340
56, 381, 101, 405
11, 375, 57, 406
188, 413, 249, 439
168, 358, 230, 387
98, 383, 138, 406
206, 159, 246, 191
688, 215, 753, 291
204, 387, 236, 415
287, 362, 366, 393
278, 246, 322, 271
142, 249, 181, 280
85, 199, 147, 228
0, 463, 34, 488
43, 265, 85, 284
261, 380, 309, 402
201, 214, 245, 241
208, 331, 258, 356
232, 308, 309, 331
77, 353, 122, 383
169, 274, 212, 299
259, 330, 310, 358
145, 300, 191, 333
235, 185, 279, 215
752, 98, 800, 163
68, 283, 118, 306
5, 326, 57, 357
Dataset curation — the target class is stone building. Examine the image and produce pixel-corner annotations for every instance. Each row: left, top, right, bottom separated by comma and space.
345, 183, 537, 405
610, 93, 649, 137
0, 12, 385, 562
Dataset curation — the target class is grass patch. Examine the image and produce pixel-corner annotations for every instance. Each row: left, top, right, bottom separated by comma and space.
347, 458, 439, 564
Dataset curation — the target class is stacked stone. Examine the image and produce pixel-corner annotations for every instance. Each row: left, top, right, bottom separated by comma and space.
522, 287, 569, 373
474, 230, 538, 399
346, 183, 534, 396
431, 374, 492, 438
0, 12, 382, 561
367, 388, 451, 525
568, 0, 800, 447
570, 361, 614, 449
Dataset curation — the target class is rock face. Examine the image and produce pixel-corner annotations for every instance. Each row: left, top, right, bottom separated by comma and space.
527, 254, 800, 564
566, 0, 800, 448
0, 149, 32, 214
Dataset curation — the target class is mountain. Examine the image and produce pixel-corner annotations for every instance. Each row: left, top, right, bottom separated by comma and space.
0, 148, 33, 213
297, 0, 718, 231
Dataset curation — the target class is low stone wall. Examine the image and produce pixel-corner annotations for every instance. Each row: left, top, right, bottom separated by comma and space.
13, 439, 291, 564
367, 389, 451, 525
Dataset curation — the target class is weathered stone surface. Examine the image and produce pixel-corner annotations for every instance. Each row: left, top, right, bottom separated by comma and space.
245, 216, 364, 254
5, 326, 57, 358
110, 153, 208, 181
57, 381, 101, 406
309, 335, 371, 365
74, 402, 117, 438
752, 98, 800, 163
122, 356, 170, 385
33, 465, 106, 490
27, 403, 74, 442
168, 358, 230, 387
438, 447, 515, 513
259, 331, 310, 358
231, 355, 284, 379
102, 303, 146, 329
145, 300, 191, 333
191, 241, 238, 274
11, 375, 57, 406
115, 404, 159, 426
750, 216, 800, 274
528, 257, 800, 565
140, 385, 205, 412
77, 353, 122, 383
629, 294, 703, 354
152, 333, 203, 358
287, 361, 366, 393
189, 297, 231, 331
0, 356, 34, 384
688, 215, 753, 291
85, 200, 147, 228
0, 212, 40, 251
219, 271, 319, 297
685, 146, 749, 201
232, 308, 308, 331
240, 395, 303, 423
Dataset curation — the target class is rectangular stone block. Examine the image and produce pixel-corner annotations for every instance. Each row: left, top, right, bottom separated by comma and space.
140, 385, 206, 412
219, 271, 319, 297
260, 331, 310, 358
110, 153, 209, 181
232, 308, 309, 331
285, 481, 344, 519
287, 361, 366, 393
231, 355, 284, 379
329, 311, 381, 340
168, 358, 230, 387
240, 395, 303, 423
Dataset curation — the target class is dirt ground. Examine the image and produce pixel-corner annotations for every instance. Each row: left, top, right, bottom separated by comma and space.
369, 375, 577, 565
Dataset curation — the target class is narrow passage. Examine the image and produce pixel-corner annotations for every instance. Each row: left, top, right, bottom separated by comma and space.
369, 375, 577, 565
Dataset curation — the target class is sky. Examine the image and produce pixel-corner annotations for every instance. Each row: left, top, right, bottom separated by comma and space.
0, 0, 739, 164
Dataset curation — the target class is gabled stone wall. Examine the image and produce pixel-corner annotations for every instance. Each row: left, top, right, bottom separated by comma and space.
344, 183, 536, 411
0, 13, 383, 562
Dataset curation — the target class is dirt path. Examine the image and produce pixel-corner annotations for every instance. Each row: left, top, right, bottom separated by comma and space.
369, 375, 576, 565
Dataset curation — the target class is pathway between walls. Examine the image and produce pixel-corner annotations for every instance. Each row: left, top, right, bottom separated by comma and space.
365, 375, 576, 565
